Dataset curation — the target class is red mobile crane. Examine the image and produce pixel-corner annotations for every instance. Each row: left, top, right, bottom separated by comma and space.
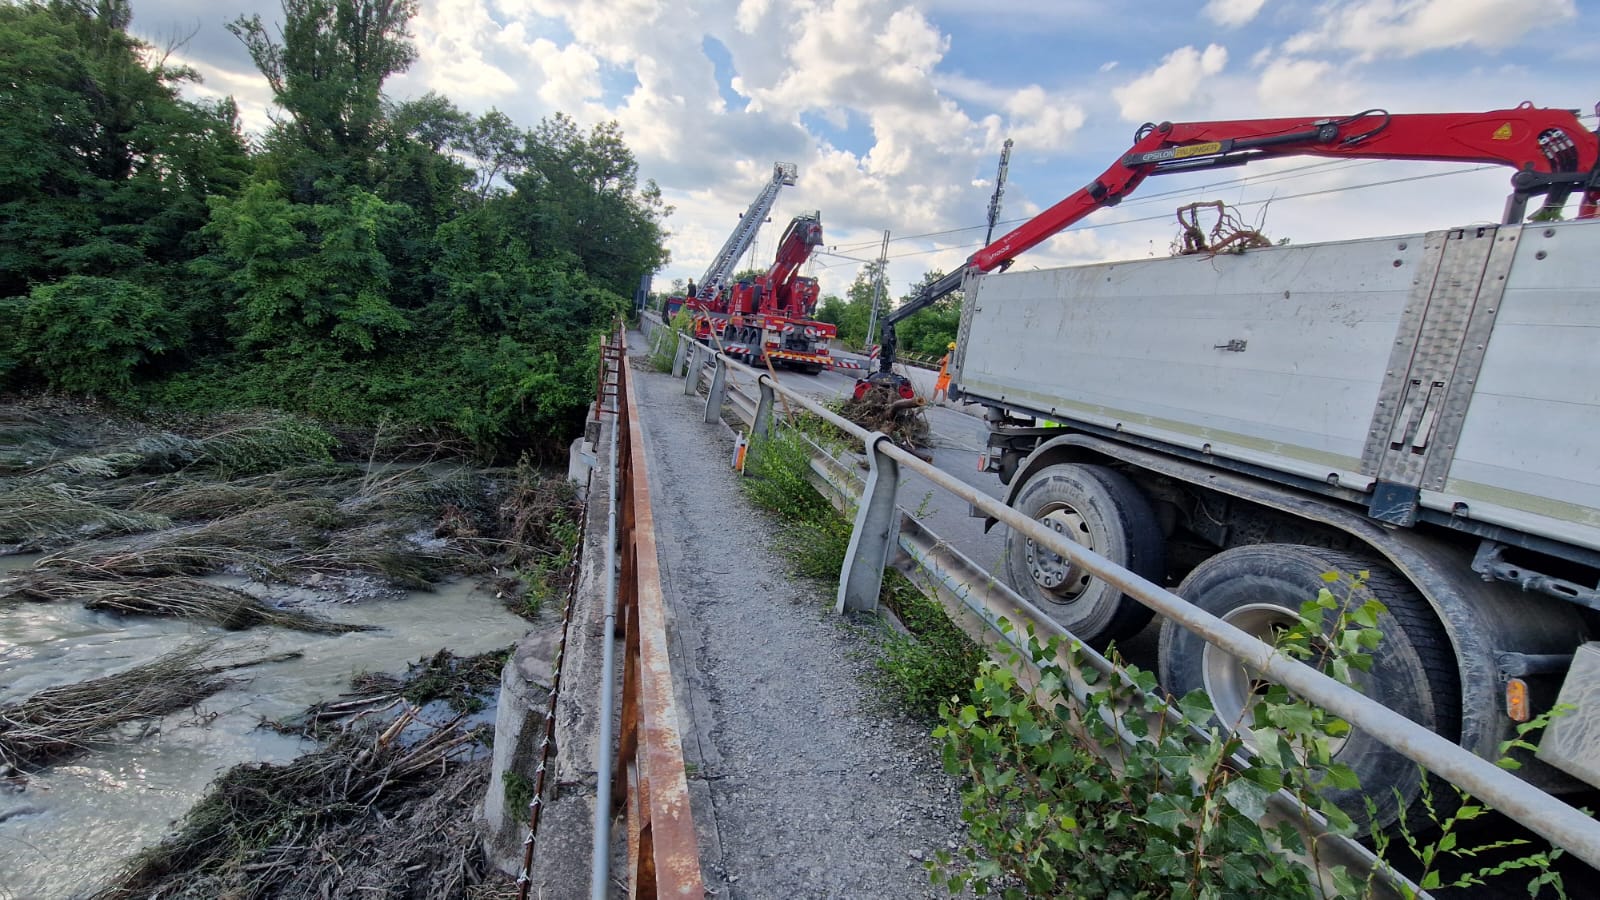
710, 213, 863, 374
857, 104, 1600, 399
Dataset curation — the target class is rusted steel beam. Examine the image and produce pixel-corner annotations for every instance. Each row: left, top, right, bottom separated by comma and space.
611, 330, 707, 897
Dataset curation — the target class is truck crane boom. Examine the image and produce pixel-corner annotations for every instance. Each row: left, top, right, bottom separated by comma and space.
861, 104, 1600, 392
762, 213, 824, 317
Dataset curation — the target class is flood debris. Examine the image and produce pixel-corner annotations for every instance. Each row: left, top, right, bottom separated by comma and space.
0, 482, 172, 551
0, 401, 575, 896
95, 651, 515, 900
0, 644, 299, 772
0, 574, 366, 633
840, 385, 932, 452
480, 463, 583, 619
269, 648, 510, 739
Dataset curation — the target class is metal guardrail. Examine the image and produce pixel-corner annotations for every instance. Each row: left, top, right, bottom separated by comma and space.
592, 325, 706, 898
643, 317, 1600, 884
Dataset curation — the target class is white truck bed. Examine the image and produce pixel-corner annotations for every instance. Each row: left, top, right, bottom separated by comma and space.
953, 220, 1600, 554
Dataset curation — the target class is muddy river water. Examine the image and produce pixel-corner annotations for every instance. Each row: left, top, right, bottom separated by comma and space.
0, 556, 531, 898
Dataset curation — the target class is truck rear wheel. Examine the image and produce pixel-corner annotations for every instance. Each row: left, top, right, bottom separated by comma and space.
1002, 464, 1162, 646
1157, 544, 1460, 827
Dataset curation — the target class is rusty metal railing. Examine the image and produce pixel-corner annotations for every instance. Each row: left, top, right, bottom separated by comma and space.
596, 325, 705, 897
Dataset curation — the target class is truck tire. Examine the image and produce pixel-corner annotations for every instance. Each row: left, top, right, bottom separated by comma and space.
1002, 464, 1162, 646
1157, 544, 1460, 827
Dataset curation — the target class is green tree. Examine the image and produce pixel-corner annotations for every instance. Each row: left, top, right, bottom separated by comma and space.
893, 269, 963, 356
205, 181, 411, 354
464, 109, 527, 200
816, 260, 884, 348
7, 276, 182, 393
229, 0, 418, 198
508, 114, 670, 296
0, 0, 248, 298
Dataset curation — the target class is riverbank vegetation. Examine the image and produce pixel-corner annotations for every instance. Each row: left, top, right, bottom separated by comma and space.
0, 0, 667, 458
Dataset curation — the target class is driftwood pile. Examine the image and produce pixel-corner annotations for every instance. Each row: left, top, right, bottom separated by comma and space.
92, 649, 513, 900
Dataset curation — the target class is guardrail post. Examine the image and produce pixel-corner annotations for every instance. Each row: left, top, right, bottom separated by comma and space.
704, 354, 728, 424
683, 343, 702, 396
752, 374, 776, 439
836, 433, 900, 614
671, 333, 689, 378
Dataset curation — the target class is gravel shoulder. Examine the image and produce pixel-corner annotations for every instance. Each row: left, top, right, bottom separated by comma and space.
628, 340, 965, 899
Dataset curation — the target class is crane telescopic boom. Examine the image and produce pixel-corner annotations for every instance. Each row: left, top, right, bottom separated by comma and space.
692, 162, 797, 306
860, 104, 1600, 391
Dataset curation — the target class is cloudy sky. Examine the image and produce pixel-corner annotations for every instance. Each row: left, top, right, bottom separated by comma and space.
137, 0, 1594, 299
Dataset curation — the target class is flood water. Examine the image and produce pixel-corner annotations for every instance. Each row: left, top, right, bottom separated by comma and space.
0, 567, 531, 898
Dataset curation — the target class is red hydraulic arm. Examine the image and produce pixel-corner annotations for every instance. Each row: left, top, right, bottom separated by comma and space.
767, 215, 823, 296
749, 213, 823, 318
977, 106, 1599, 271
863, 104, 1600, 387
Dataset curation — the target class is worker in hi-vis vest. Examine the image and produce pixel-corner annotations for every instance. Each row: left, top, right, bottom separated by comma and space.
932, 342, 954, 401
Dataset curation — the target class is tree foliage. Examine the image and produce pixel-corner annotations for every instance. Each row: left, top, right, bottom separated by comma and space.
229, 0, 416, 196
0, 0, 668, 458
815, 260, 884, 348
893, 270, 963, 356
0, 0, 249, 298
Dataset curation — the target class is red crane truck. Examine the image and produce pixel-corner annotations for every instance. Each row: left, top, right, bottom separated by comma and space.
708, 213, 861, 374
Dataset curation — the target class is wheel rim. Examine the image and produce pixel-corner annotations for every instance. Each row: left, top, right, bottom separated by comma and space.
1023, 503, 1095, 603
1201, 602, 1348, 756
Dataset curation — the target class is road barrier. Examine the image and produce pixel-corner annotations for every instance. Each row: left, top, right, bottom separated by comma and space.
644, 316, 1600, 892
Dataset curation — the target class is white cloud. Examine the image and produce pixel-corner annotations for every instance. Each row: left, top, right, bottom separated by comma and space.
1002, 86, 1086, 149
517, 37, 602, 111
411, 0, 521, 101
1283, 0, 1577, 60
166, 53, 277, 134
734, 0, 771, 33
1111, 44, 1229, 123
1253, 57, 1360, 114
1203, 0, 1267, 27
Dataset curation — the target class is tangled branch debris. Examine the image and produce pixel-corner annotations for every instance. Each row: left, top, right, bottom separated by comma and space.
269, 649, 509, 739
839, 386, 932, 451
0, 644, 297, 772
95, 707, 493, 900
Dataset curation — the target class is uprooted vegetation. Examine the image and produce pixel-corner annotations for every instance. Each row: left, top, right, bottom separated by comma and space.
0, 402, 585, 626
94, 650, 516, 899
0, 403, 578, 890
0, 644, 298, 773
838, 385, 931, 451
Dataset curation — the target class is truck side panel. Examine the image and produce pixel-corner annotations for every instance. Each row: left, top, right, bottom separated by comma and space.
1431, 222, 1600, 550
956, 235, 1421, 491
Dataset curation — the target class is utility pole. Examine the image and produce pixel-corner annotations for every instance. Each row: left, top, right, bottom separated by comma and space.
985, 138, 1014, 245
864, 229, 890, 348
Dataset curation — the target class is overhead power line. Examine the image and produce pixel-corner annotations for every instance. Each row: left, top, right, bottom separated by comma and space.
828, 157, 1380, 253
877, 163, 1505, 263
